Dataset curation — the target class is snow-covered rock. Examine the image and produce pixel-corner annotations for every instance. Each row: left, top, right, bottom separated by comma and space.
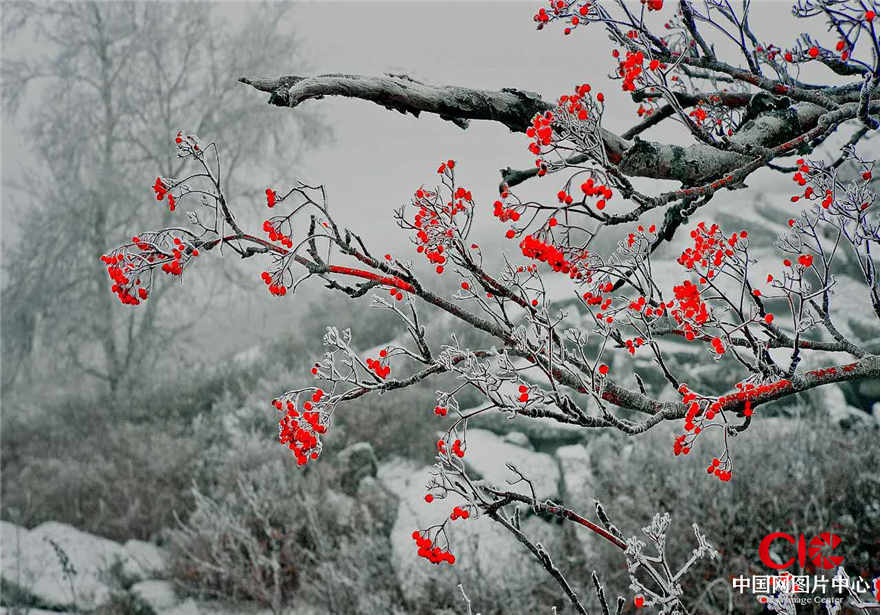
160, 597, 201, 615
0, 521, 136, 610
122, 539, 167, 580
502, 431, 532, 448
131, 579, 178, 611
356, 476, 399, 536
818, 384, 869, 428
461, 429, 560, 500
0, 521, 22, 559
379, 457, 558, 604
556, 443, 594, 500
336, 441, 379, 496
466, 409, 585, 448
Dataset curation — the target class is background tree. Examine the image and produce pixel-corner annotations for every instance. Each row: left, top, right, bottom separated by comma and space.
103, 0, 879, 612
1, 2, 326, 396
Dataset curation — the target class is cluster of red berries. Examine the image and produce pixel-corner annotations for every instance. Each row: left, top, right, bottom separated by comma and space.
527, 110, 555, 156
616, 50, 659, 92
671, 280, 710, 327
261, 220, 293, 249
450, 506, 470, 521
790, 159, 872, 211
526, 86, 604, 178
152, 177, 176, 211
384, 286, 405, 302
437, 159, 455, 174
534, 0, 660, 34
434, 405, 448, 416
556, 1, 594, 34
636, 103, 656, 118
582, 284, 614, 319
673, 433, 692, 456
680, 388, 705, 434
626, 225, 656, 248
667, 224, 757, 351
709, 336, 726, 355
103, 253, 145, 305
276, 389, 328, 466
780, 253, 814, 269
790, 160, 825, 205
266, 188, 277, 208
676, 378, 796, 480
451, 439, 466, 457
677, 223, 743, 272
534, 6, 551, 24
365, 349, 391, 379
408, 170, 471, 275
557, 82, 596, 119
173, 130, 199, 153
492, 199, 521, 223
628, 295, 647, 312
518, 235, 579, 276
689, 105, 708, 125
624, 293, 666, 320
103, 236, 198, 305
706, 457, 732, 481
260, 271, 287, 296
579, 177, 613, 210
411, 531, 455, 565
674, 385, 703, 460
624, 337, 645, 355
162, 237, 193, 277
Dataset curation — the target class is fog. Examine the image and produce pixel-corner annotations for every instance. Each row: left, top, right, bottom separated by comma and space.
2, 3, 878, 615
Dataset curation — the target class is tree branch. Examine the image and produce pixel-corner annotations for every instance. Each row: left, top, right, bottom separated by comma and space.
241, 72, 871, 191
239, 73, 552, 133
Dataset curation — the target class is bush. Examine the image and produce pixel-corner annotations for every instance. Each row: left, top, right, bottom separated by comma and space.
2, 412, 205, 540
582, 417, 880, 614
167, 435, 404, 614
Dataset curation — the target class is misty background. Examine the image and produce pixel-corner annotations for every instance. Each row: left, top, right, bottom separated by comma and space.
1, 2, 878, 615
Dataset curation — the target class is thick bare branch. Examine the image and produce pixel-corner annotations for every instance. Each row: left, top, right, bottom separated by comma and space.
240, 73, 871, 192
239, 73, 555, 133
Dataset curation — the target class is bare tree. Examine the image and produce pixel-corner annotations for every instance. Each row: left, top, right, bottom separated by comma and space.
1, 2, 326, 395
104, 1, 879, 612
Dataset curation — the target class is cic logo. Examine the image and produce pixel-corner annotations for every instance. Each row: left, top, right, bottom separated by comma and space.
759, 532, 843, 570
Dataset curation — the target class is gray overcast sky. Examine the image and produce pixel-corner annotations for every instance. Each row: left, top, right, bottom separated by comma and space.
3, 1, 816, 248
1, 1, 861, 349
279, 1, 808, 247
